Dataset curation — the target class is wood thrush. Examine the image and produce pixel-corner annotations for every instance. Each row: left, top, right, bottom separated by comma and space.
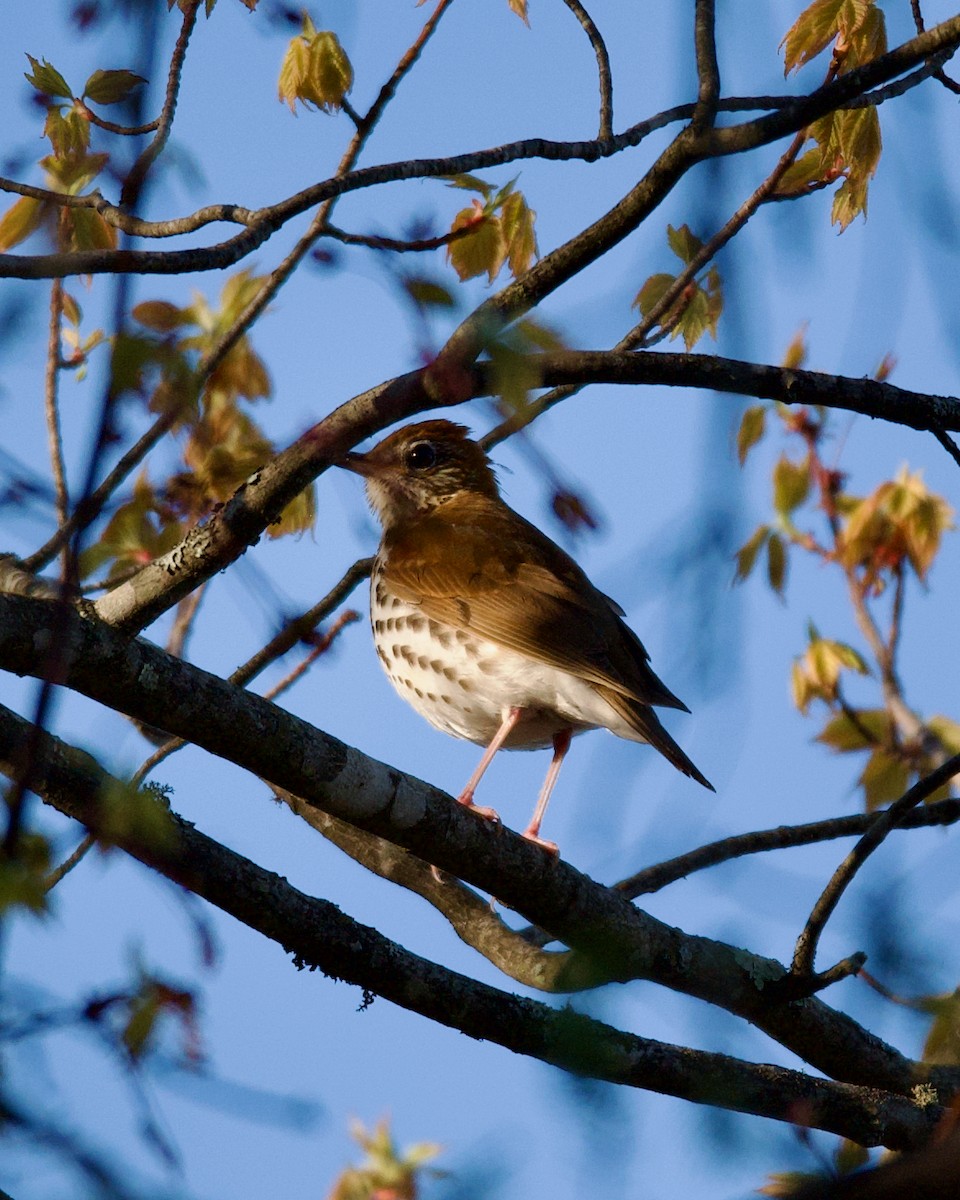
340, 420, 713, 853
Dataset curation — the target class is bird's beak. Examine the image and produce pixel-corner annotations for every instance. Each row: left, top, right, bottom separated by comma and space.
338, 450, 374, 476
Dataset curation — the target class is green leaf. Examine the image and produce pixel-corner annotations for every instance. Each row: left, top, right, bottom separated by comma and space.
633, 272, 675, 318
269, 485, 316, 538
733, 524, 770, 583
402, 278, 456, 310
24, 54, 72, 99
308, 30, 353, 111
858, 748, 910, 811
0, 197, 46, 252
816, 708, 888, 753
83, 68, 147, 105
444, 174, 495, 197
781, 0, 846, 75
737, 405, 767, 465
447, 207, 506, 283
666, 223, 703, 265
767, 531, 787, 595
921, 990, 960, 1065
500, 190, 538, 278
773, 454, 811, 515
68, 208, 116, 252
133, 300, 190, 331
928, 715, 960, 756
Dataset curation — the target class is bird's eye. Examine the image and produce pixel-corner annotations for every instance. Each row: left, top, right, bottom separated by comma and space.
405, 441, 438, 470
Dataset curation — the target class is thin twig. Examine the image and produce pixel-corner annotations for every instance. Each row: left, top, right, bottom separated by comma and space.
260, 610, 360, 704
911, 0, 960, 93
130, 557, 372, 786
191, 0, 457, 406
43, 833, 95, 892
561, 0, 614, 139
120, 0, 201, 208
165, 583, 206, 661
43, 279, 69, 532
791, 753, 960, 978
933, 426, 960, 469
483, 119, 812, 448
612, 796, 960, 900
324, 221, 476, 254
23, 407, 184, 573
77, 102, 160, 137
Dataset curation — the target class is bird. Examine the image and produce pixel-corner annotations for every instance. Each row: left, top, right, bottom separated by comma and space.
339, 419, 713, 853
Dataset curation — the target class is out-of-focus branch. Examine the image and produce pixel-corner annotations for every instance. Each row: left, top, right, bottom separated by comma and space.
120, 0, 202, 208
791, 754, 960, 980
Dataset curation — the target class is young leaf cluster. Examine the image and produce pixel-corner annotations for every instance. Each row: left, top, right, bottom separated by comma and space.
778, 0, 886, 227
445, 175, 538, 284
736, 349, 957, 809
633, 224, 724, 350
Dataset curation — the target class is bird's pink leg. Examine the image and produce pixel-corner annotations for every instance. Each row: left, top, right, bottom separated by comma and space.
457, 706, 525, 823
521, 728, 572, 855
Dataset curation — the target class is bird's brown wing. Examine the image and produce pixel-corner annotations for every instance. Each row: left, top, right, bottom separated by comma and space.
380, 494, 688, 712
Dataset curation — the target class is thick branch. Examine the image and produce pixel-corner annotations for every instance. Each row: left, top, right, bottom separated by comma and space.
1, 593, 957, 1103
0, 703, 945, 1151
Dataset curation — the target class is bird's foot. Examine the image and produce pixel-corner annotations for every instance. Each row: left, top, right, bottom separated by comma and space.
521, 827, 559, 857
456, 790, 501, 825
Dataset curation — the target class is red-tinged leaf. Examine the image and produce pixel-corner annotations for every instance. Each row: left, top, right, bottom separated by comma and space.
666, 222, 703, 265
773, 453, 811, 515
447, 208, 506, 283
0, 196, 46, 251
767, 531, 787, 595
737, 405, 766, 466
133, 300, 189, 331
734, 524, 769, 583
24, 54, 72, 99
500, 190, 538, 277
507, 0, 529, 23
83, 68, 147, 105
781, 0, 846, 75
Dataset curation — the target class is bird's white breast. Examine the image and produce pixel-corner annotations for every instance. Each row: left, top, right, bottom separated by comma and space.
370, 566, 641, 749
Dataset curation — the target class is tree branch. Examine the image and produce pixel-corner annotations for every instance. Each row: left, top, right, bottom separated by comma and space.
1, 593, 957, 1102
790, 754, 960, 981
0, 701, 947, 1151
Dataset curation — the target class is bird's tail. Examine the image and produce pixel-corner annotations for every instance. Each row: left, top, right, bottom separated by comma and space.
595, 685, 715, 791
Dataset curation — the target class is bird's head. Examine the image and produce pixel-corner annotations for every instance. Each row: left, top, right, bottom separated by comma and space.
339, 420, 499, 529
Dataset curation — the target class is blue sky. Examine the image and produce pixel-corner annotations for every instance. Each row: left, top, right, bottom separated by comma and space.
3, 2, 960, 1197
